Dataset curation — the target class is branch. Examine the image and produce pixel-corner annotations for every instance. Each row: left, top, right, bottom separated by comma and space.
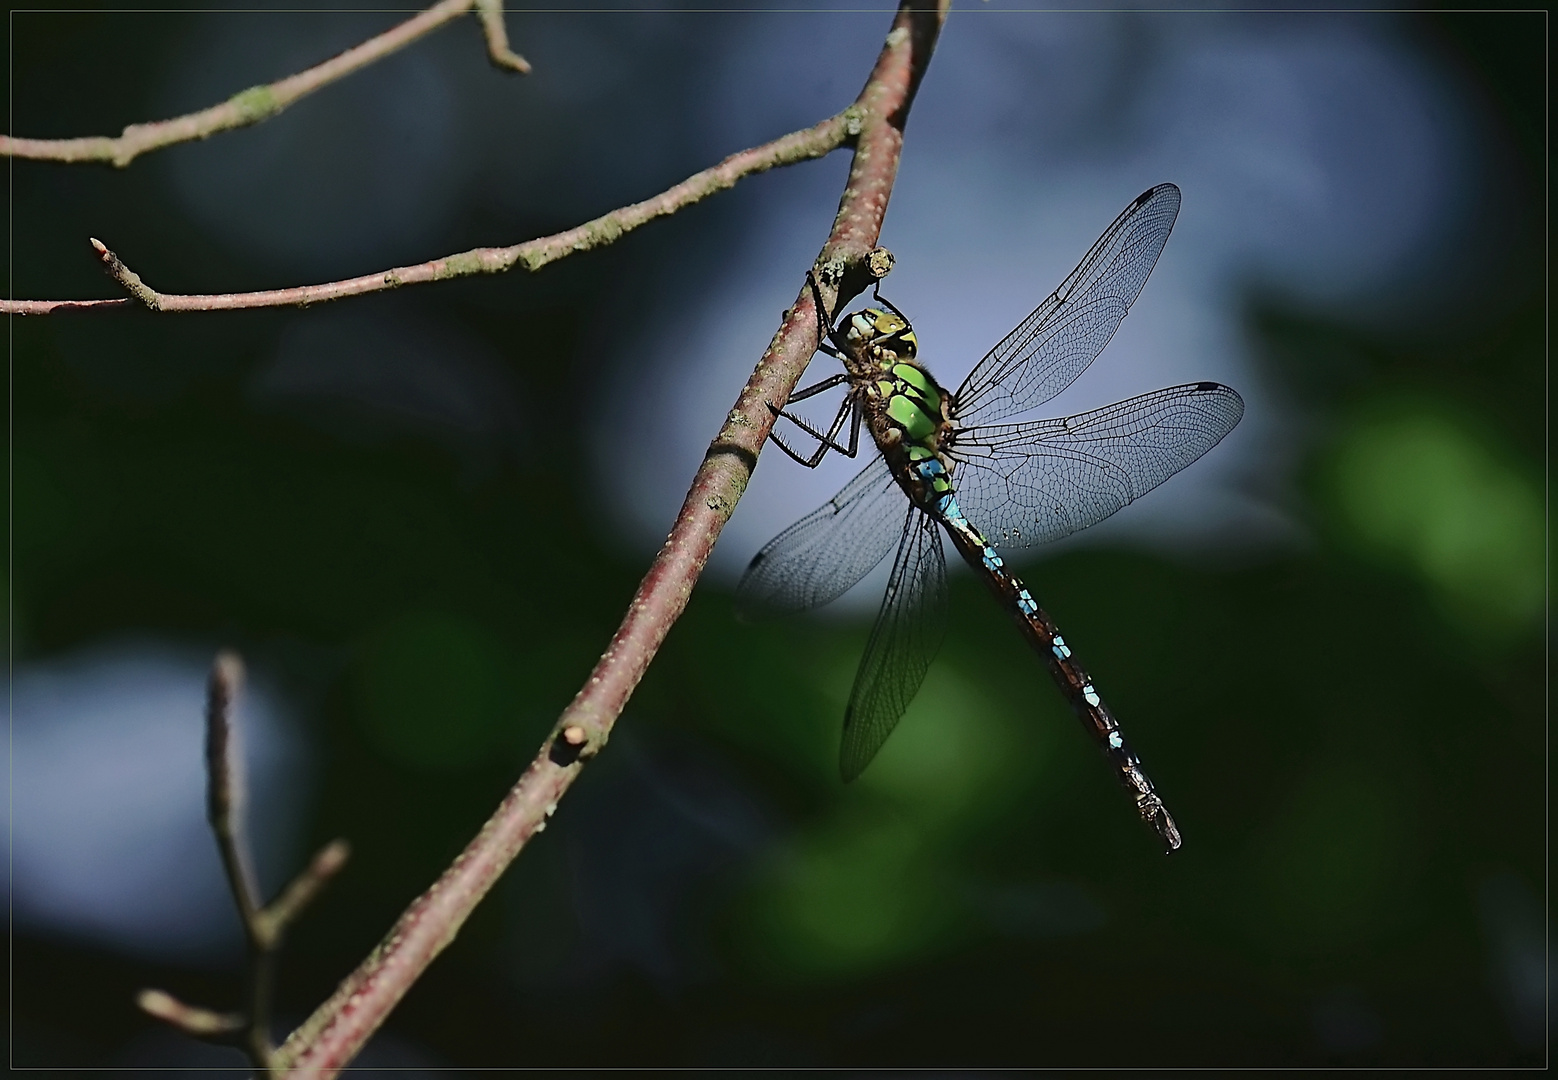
206, 652, 263, 930
135, 989, 245, 1039
4, 112, 855, 317
139, 652, 349, 1076
257, 839, 352, 949
3, 297, 133, 316
1, 0, 526, 167
475, 0, 531, 73
273, 4, 947, 1076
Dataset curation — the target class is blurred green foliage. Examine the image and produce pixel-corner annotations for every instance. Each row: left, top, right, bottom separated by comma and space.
1323, 401, 1542, 635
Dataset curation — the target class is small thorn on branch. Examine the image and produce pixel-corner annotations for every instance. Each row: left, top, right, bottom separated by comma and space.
136, 989, 245, 1039
90, 237, 162, 311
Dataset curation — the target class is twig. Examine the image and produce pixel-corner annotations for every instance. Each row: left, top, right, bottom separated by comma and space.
139, 651, 350, 1076
1, 297, 131, 315
1, 0, 526, 167
476, 0, 531, 73
272, 4, 947, 1077
135, 989, 245, 1039
257, 840, 352, 948
5, 112, 856, 316
206, 652, 262, 929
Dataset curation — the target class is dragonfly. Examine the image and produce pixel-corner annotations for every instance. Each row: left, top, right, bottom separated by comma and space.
737, 184, 1243, 852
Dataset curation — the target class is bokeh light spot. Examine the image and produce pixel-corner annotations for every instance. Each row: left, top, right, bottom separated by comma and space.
856, 665, 1032, 831
1327, 402, 1542, 633
737, 813, 963, 982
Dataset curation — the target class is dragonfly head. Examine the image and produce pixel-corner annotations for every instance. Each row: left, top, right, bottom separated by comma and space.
845, 307, 918, 361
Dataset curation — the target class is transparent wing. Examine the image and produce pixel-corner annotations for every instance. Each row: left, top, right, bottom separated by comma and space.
953, 184, 1182, 425
949, 382, 1244, 549
736, 455, 903, 619
840, 507, 948, 782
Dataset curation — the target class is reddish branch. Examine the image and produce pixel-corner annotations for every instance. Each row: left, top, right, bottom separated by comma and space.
4, 111, 857, 317
273, 4, 948, 1076
1, 0, 525, 168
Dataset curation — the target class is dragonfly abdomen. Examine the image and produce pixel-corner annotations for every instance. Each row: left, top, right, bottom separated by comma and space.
934, 497, 1183, 852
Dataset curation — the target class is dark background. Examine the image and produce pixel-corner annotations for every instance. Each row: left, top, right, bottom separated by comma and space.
7, 4, 1545, 1070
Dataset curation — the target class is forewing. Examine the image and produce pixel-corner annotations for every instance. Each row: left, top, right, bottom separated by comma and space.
839, 508, 949, 782
954, 184, 1182, 425
736, 455, 903, 619
950, 382, 1244, 549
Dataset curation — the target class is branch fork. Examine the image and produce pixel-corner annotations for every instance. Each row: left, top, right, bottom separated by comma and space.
137, 652, 350, 1075
2, 0, 527, 168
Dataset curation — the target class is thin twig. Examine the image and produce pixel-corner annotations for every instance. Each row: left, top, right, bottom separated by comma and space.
475, 0, 531, 73
135, 989, 246, 1039
257, 839, 352, 948
1, 297, 131, 315
1, 0, 526, 167
140, 651, 350, 1076
4, 111, 856, 316
207, 651, 262, 927
273, 4, 947, 1077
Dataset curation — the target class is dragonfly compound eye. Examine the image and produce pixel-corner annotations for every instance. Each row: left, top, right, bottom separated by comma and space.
846, 312, 877, 344
871, 309, 907, 335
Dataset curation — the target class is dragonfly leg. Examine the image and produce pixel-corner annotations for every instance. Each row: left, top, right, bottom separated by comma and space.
870, 282, 912, 326
806, 269, 853, 356
770, 426, 837, 468
763, 427, 841, 467
842, 396, 862, 457
786, 372, 851, 403
768, 393, 861, 468
763, 373, 850, 460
